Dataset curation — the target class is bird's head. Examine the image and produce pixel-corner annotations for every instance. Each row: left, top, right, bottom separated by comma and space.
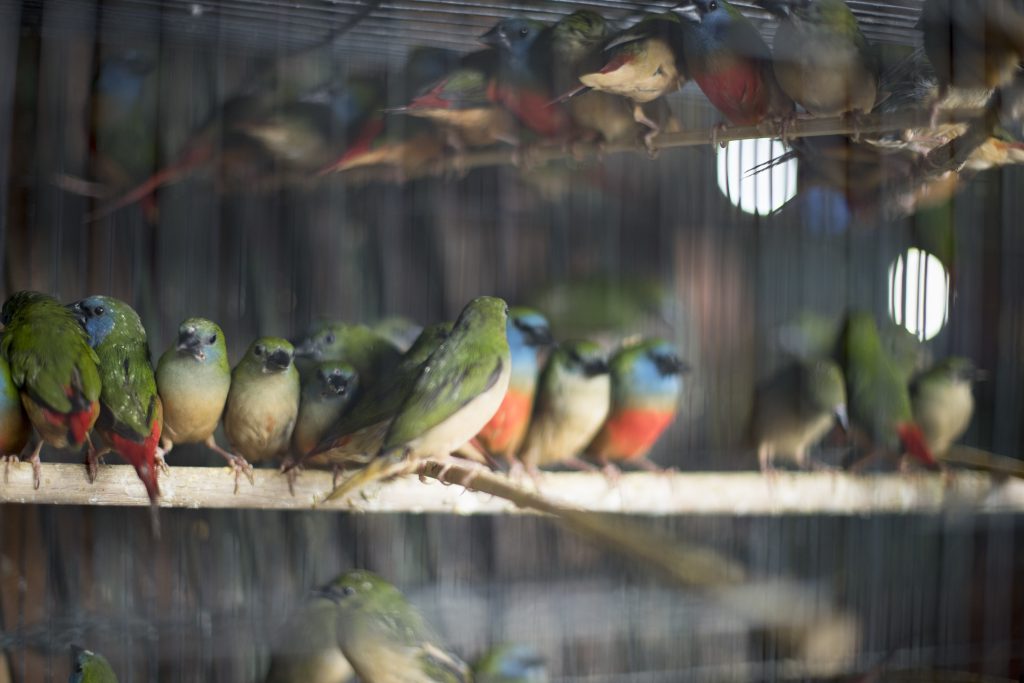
246, 337, 295, 374
480, 17, 546, 59
68, 295, 140, 349
509, 307, 554, 349
314, 361, 359, 399
175, 317, 224, 363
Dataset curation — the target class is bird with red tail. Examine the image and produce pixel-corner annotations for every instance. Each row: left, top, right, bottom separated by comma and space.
0, 292, 102, 488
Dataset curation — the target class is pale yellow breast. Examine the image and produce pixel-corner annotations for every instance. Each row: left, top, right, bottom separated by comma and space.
224, 372, 300, 463
521, 371, 610, 467
159, 362, 230, 445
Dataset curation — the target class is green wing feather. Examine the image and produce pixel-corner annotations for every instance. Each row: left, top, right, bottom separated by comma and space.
95, 340, 159, 440
1, 296, 101, 414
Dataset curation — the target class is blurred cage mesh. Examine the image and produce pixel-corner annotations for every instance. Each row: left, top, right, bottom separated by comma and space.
0, 0, 1023, 681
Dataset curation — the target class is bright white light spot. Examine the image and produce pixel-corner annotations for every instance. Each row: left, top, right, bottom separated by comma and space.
715, 138, 797, 216
888, 248, 950, 341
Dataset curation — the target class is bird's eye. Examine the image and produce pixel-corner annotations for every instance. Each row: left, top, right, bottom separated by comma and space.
342, 585, 357, 597
95, 306, 104, 316
324, 333, 335, 344
208, 334, 217, 344
254, 344, 264, 356
709, 1, 718, 9
519, 27, 529, 36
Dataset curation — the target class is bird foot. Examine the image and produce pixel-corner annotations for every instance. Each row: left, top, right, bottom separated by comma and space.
563, 456, 598, 473
711, 122, 729, 148
601, 463, 622, 486
85, 447, 108, 484
279, 458, 300, 496
154, 447, 171, 476
643, 130, 660, 159
1, 454, 20, 484
219, 454, 254, 494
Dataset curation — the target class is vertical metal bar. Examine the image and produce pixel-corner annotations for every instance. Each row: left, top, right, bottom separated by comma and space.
0, 0, 21, 296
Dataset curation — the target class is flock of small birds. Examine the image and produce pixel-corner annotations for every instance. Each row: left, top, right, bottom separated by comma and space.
0, 289, 983, 513
81, 0, 1024, 219
70, 569, 547, 683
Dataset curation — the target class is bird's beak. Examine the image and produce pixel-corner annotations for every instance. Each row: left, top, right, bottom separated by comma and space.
525, 326, 555, 348
310, 584, 344, 603
266, 349, 293, 371
177, 329, 205, 361
584, 358, 609, 377
479, 25, 509, 50
292, 337, 317, 359
657, 354, 691, 376
672, 2, 701, 22
834, 404, 850, 433
756, 0, 792, 18
327, 373, 351, 395
67, 302, 87, 327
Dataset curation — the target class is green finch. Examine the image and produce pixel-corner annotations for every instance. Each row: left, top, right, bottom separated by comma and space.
223, 338, 300, 488
680, 0, 795, 128
292, 361, 359, 458
475, 307, 552, 469
263, 585, 355, 683
316, 570, 471, 683
69, 296, 163, 505
293, 321, 401, 391
69, 645, 118, 683
0, 292, 101, 488
519, 340, 610, 475
472, 644, 548, 683
325, 296, 510, 502
757, 0, 878, 116
300, 322, 452, 473
749, 359, 848, 473
910, 356, 980, 458
155, 317, 246, 479
586, 339, 688, 474
0, 349, 31, 467
837, 312, 936, 470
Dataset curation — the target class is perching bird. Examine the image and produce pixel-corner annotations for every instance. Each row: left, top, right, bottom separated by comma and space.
0, 292, 101, 488
316, 570, 471, 683
0, 350, 31, 466
292, 361, 359, 458
318, 117, 445, 180
69, 645, 118, 683
919, 0, 1024, 96
681, 0, 795, 128
69, 296, 163, 506
757, 0, 878, 116
519, 340, 610, 475
480, 17, 571, 139
223, 338, 300, 486
326, 296, 510, 502
586, 338, 688, 474
472, 644, 549, 683
910, 356, 979, 458
748, 359, 848, 473
576, 12, 692, 149
837, 312, 936, 470
475, 307, 552, 469
263, 585, 355, 683
301, 322, 452, 472
293, 321, 402, 391
155, 317, 246, 481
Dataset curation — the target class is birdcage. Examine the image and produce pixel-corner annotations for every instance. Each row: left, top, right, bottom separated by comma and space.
0, 0, 1022, 680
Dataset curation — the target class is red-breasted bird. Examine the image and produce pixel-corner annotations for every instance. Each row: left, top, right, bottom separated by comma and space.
69, 296, 163, 506
757, 0, 878, 117
575, 12, 692, 150
680, 0, 795, 129
475, 307, 552, 469
837, 311, 937, 471
586, 338, 688, 474
0, 292, 101, 488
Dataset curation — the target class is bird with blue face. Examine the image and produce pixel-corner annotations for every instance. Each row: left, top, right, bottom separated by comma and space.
519, 340, 610, 476
68, 295, 163, 507
223, 338, 301, 491
586, 338, 688, 475
475, 307, 552, 470
69, 645, 118, 683
155, 317, 249, 485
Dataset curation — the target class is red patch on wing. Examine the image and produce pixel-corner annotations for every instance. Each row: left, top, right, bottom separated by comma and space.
42, 399, 99, 448
321, 117, 386, 174
694, 64, 768, 126
105, 418, 162, 504
409, 81, 456, 111
599, 52, 633, 74
897, 422, 937, 468
477, 388, 533, 456
592, 408, 675, 461
488, 83, 568, 137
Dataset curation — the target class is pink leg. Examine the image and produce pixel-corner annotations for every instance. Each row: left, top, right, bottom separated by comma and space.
204, 435, 254, 494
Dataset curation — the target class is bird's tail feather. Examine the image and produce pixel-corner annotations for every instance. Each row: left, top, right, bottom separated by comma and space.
897, 422, 937, 468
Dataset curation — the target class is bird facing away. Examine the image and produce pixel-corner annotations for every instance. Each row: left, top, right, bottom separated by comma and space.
69, 645, 118, 683
910, 356, 979, 458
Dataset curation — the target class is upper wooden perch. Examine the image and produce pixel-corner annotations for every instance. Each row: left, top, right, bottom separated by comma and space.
1, 461, 1022, 514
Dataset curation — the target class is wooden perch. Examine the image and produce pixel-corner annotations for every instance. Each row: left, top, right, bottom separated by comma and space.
1, 461, 1022, 515
336, 106, 989, 181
